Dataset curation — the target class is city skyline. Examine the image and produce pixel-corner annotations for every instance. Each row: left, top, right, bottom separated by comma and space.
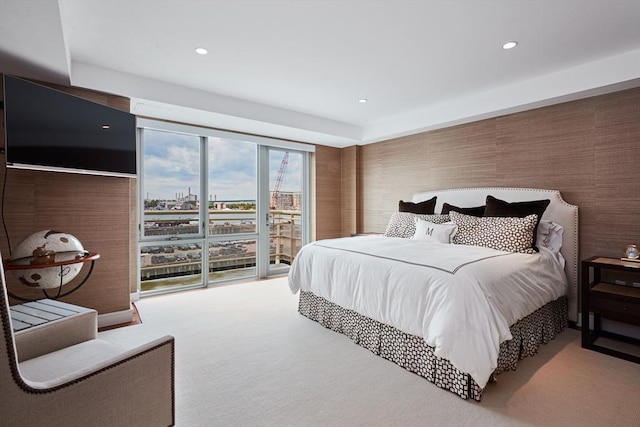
144, 191, 302, 203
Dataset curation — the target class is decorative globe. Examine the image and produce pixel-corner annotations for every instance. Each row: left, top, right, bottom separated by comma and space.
9, 230, 87, 289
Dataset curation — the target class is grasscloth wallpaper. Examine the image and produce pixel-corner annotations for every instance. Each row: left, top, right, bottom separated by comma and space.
336, 87, 639, 265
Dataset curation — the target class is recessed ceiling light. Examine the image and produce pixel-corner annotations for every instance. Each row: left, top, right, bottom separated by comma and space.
358, 98, 368, 104
102, 125, 110, 129
502, 41, 518, 50
195, 47, 208, 55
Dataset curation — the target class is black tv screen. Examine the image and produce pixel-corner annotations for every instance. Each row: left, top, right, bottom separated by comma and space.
2, 75, 136, 177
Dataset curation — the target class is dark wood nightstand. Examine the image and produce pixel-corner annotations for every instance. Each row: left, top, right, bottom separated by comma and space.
581, 256, 640, 363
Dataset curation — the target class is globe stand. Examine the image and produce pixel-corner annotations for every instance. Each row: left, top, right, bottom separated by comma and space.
4, 252, 100, 302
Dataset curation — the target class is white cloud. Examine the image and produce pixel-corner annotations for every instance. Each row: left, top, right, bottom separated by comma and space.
142, 129, 303, 201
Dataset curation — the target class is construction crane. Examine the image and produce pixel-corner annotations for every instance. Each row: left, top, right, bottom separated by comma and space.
270, 152, 289, 209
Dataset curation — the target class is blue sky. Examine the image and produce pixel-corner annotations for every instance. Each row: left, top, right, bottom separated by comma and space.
143, 129, 302, 201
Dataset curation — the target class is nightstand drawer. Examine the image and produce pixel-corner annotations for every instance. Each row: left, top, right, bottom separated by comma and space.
590, 293, 640, 325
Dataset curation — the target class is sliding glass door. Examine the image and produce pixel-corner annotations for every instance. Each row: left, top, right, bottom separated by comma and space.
137, 120, 312, 295
267, 149, 306, 275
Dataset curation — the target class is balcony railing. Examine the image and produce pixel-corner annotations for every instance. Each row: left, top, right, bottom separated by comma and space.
140, 210, 301, 291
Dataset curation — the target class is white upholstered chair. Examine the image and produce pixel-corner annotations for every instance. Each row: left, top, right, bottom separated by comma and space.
0, 253, 175, 426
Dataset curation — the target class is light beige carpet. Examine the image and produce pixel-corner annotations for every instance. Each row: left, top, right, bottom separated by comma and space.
100, 277, 640, 427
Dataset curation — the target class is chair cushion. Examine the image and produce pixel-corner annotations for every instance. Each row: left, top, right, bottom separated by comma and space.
19, 339, 125, 385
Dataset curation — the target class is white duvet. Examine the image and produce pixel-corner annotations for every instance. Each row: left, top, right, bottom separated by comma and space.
288, 235, 567, 388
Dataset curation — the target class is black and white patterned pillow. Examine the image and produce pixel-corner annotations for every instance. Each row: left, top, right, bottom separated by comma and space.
384, 212, 450, 238
450, 211, 538, 254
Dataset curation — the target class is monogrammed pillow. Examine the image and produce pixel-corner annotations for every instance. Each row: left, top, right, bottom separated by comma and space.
384, 212, 450, 238
450, 211, 538, 254
412, 219, 457, 243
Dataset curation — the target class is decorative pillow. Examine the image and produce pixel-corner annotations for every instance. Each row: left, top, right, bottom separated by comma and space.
537, 220, 564, 254
441, 202, 485, 217
450, 211, 538, 254
384, 212, 450, 238
484, 195, 550, 250
412, 219, 457, 243
398, 196, 437, 214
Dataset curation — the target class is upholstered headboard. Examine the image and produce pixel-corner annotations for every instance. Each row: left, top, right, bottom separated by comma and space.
412, 188, 579, 322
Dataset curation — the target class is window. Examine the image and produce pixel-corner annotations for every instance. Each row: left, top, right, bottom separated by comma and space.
207, 137, 258, 281
137, 120, 312, 295
140, 129, 203, 292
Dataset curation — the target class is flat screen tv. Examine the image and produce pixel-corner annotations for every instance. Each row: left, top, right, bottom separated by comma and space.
2, 75, 136, 177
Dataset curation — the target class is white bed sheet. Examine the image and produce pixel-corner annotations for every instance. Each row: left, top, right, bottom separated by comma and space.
288, 235, 567, 388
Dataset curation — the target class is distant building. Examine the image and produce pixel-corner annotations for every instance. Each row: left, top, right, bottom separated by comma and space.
273, 192, 301, 210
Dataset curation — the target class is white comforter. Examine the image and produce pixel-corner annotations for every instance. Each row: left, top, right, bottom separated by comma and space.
288, 235, 567, 388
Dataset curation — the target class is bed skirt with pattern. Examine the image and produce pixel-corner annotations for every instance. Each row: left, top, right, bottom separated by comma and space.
298, 291, 568, 401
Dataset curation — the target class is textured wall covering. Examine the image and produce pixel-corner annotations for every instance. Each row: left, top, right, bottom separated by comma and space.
352, 88, 640, 262
313, 145, 342, 240
0, 75, 135, 314
340, 145, 360, 236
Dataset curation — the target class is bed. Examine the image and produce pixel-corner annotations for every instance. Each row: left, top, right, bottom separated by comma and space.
288, 188, 578, 400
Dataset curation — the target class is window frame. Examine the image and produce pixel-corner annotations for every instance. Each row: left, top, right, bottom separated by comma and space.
136, 119, 314, 296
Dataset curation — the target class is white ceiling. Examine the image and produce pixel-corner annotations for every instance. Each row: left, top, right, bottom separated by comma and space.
1, 0, 639, 147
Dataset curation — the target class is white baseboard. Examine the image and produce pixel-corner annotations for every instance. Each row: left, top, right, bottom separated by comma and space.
98, 306, 133, 328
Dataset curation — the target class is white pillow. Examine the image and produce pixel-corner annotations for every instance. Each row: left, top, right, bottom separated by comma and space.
537, 220, 564, 254
412, 219, 457, 243
384, 212, 451, 238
